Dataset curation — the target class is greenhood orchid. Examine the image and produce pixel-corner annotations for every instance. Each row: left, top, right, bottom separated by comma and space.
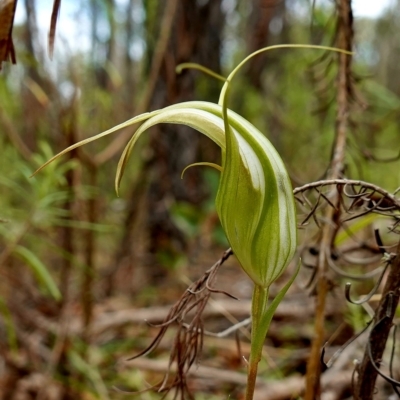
34, 44, 351, 400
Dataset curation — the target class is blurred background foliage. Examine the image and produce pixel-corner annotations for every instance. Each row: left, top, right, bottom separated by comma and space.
0, 0, 400, 398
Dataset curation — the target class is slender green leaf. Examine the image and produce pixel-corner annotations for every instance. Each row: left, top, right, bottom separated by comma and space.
14, 246, 61, 301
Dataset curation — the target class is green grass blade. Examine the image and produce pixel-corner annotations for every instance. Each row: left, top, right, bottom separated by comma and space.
14, 246, 62, 301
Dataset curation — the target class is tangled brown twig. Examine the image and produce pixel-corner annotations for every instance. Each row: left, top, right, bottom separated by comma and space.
117, 248, 234, 399
295, 178, 400, 399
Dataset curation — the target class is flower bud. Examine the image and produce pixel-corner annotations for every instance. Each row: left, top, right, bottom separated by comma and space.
215, 108, 297, 288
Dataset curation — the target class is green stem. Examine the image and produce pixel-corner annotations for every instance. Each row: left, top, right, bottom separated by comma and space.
246, 284, 269, 400
245, 263, 301, 400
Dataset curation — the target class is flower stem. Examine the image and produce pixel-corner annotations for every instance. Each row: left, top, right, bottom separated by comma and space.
245, 264, 301, 399
246, 284, 269, 400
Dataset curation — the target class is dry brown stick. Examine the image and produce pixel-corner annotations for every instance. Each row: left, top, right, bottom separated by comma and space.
256, 372, 352, 400
304, 0, 353, 398
22, 293, 297, 340
2, 291, 337, 340
120, 357, 251, 386
353, 240, 400, 399
0, 0, 17, 69
48, 0, 61, 59
81, 165, 97, 334
91, 296, 338, 335
0, 107, 32, 161
94, 0, 179, 165
120, 358, 352, 400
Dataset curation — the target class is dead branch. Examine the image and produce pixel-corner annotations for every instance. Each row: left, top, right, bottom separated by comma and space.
353, 240, 400, 399
91, 295, 337, 336
119, 358, 353, 400
304, 0, 354, 398
0, 0, 17, 70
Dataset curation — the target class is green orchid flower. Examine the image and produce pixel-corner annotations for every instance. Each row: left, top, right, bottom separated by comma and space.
35, 44, 351, 400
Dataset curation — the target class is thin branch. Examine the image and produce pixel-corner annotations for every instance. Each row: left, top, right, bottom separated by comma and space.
304, 0, 354, 397
0, 107, 32, 161
353, 240, 400, 399
0, 0, 17, 69
48, 0, 61, 59
294, 179, 400, 208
